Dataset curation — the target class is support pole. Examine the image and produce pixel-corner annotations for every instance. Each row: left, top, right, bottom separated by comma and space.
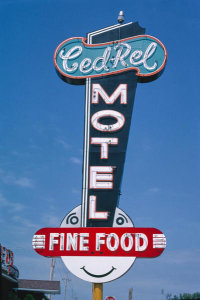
0, 244, 2, 300
92, 283, 103, 300
49, 258, 56, 300
129, 288, 133, 300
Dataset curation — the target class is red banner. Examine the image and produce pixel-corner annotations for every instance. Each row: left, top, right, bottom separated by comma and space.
33, 227, 166, 258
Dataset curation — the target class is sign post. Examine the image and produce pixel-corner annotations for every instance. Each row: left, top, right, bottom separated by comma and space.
33, 12, 167, 299
0, 244, 2, 300
93, 283, 103, 300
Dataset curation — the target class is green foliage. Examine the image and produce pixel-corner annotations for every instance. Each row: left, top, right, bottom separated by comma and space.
167, 293, 200, 299
9, 291, 20, 300
23, 294, 35, 300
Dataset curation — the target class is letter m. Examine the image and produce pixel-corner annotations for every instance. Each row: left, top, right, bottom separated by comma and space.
92, 84, 127, 104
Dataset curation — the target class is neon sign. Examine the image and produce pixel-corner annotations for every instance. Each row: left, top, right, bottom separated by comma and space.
33, 21, 167, 284
54, 35, 167, 84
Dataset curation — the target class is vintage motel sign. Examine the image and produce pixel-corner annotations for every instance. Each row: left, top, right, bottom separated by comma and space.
55, 22, 167, 229
33, 20, 167, 283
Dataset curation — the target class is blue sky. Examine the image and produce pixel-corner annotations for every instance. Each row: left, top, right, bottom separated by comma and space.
0, 0, 199, 299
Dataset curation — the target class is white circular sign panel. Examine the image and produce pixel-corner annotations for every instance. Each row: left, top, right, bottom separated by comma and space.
60, 206, 136, 283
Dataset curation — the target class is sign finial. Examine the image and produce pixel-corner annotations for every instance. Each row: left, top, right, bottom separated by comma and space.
118, 11, 124, 24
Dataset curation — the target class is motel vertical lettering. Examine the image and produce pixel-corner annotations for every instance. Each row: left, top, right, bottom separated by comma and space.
84, 73, 138, 227
81, 23, 146, 228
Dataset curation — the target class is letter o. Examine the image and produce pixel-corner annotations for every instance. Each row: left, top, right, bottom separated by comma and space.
91, 110, 125, 132
106, 233, 119, 251
121, 233, 133, 251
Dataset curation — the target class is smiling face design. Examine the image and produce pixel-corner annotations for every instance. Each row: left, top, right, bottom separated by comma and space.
60, 206, 136, 283
61, 256, 135, 283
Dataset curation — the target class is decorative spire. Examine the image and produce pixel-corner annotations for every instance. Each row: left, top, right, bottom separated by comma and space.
118, 11, 124, 24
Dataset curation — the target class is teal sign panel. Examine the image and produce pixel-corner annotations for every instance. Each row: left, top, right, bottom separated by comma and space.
54, 35, 167, 84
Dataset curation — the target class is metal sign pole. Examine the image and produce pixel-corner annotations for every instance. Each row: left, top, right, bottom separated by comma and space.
0, 244, 2, 300
93, 283, 103, 300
